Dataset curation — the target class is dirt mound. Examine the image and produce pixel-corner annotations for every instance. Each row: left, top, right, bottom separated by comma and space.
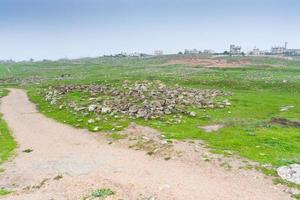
165, 58, 251, 68
271, 117, 300, 127
116, 123, 175, 159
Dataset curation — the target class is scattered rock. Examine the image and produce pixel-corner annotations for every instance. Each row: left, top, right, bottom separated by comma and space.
164, 157, 171, 161
88, 119, 95, 124
32, 178, 48, 189
88, 104, 97, 112
280, 105, 294, 112
189, 111, 196, 117
22, 149, 33, 153
44, 81, 232, 119
119, 123, 175, 158
277, 164, 300, 184
283, 188, 299, 195
223, 99, 231, 106
101, 107, 111, 114
53, 174, 63, 181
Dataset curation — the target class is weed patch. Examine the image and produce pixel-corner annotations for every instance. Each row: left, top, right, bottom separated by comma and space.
0, 189, 11, 196
84, 188, 115, 199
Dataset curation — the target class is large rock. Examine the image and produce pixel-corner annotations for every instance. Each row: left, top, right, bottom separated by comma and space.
129, 105, 138, 113
277, 164, 300, 184
88, 104, 97, 112
101, 107, 111, 114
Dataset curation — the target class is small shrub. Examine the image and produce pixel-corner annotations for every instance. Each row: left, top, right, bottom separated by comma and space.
0, 189, 11, 196
90, 188, 115, 199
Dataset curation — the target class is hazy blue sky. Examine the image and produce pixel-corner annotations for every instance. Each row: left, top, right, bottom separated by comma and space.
0, 0, 299, 60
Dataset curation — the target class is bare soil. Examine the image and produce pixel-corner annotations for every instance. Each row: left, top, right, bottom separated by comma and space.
198, 124, 225, 132
164, 58, 251, 68
0, 89, 292, 199
271, 117, 300, 127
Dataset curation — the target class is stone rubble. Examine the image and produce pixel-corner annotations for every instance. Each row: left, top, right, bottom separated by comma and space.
277, 164, 300, 184
44, 81, 232, 119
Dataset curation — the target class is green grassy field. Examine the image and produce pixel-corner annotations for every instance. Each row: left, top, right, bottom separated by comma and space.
0, 88, 16, 165
2, 55, 300, 170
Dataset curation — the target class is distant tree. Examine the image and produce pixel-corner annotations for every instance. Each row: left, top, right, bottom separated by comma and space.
178, 52, 183, 55
223, 51, 230, 55
241, 52, 245, 56
29, 58, 34, 62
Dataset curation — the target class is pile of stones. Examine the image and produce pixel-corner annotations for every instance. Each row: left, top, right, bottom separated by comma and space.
44, 81, 232, 119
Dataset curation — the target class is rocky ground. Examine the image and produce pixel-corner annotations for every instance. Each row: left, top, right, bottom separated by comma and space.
44, 81, 232, 120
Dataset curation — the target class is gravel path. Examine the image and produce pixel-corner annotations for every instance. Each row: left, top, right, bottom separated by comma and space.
0, 89, 291, 200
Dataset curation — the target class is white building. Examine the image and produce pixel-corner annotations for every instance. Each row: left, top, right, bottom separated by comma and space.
271, 46, 285, 54
230, 45, 242, 54
184, 49, 199, 54
251, 46, 261, 55
271, 42, 288, 55
154, 50, 163, 56
285, 49, 300, 56
203, 49, 214, 54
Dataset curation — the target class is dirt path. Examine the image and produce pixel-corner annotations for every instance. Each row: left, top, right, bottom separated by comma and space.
0, 89, 291, 200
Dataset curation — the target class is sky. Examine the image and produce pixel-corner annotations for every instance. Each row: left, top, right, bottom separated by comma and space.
0, 0, 299, 60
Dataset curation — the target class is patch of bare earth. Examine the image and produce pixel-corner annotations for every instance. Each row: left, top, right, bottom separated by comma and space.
198, 124, 225, 132
0, 89, 293, 199
163, 58, 251, 68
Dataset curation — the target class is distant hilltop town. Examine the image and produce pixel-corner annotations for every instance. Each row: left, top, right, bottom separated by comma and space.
1, 42, 300, 63
239, 42, 300, 56
228, 42, 300, 56
103, 42, 300, 58
178, 42, 300, 57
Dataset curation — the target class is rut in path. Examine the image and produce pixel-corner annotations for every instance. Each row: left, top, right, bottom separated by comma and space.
0, 89, 291, 200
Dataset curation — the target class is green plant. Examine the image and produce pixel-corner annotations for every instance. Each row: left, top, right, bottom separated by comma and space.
86, 188, 115, 199
0, 189, 11, 196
